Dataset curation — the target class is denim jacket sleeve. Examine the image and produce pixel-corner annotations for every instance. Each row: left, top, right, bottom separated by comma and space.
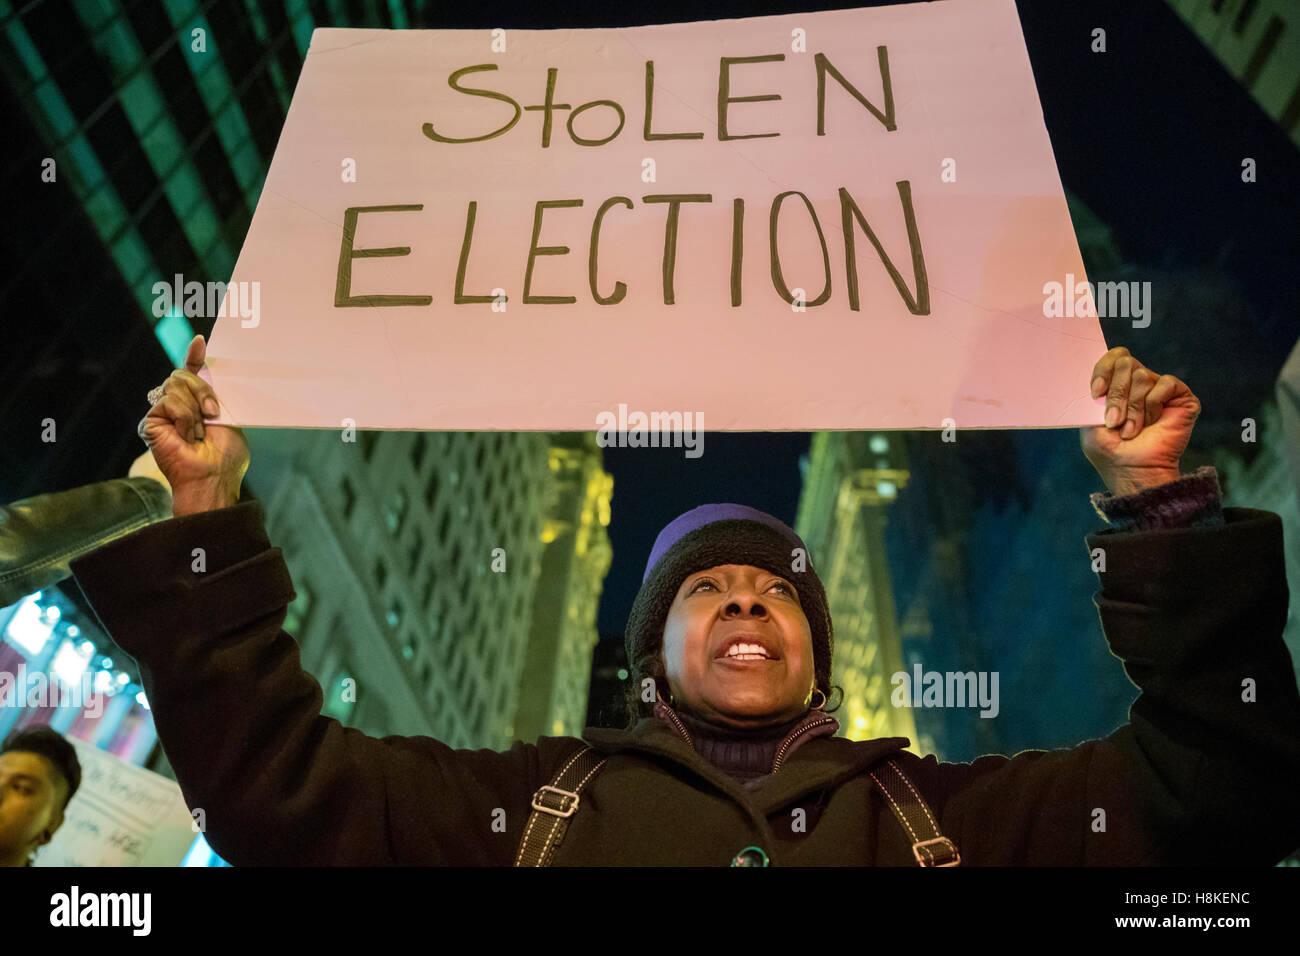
0, 477, 172, 607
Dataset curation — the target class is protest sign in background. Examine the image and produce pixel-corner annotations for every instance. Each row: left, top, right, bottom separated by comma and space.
195, 0, 1108, 432
33, 738, 199, 867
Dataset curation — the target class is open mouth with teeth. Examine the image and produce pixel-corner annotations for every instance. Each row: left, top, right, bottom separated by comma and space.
719, 642, 779, 662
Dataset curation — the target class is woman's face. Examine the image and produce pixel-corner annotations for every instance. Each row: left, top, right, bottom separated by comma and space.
660, 564, 816, 729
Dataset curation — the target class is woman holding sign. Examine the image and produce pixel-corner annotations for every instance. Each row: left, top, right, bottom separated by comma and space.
66, 335, 1300, 865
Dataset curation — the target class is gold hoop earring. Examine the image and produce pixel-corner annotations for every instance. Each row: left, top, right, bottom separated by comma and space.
810, 687, 827, 711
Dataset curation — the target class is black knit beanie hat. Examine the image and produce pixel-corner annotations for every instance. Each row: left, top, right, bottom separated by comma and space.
624, 504, 834, 718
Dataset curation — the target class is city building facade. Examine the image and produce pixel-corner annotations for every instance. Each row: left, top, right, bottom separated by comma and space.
794, 431, 923, 752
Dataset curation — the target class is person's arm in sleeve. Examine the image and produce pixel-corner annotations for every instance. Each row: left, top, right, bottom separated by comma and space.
0, 475, 170, 608
902, 340, 1300, 865
908, 471, 1300, 865
69, 499, 566, 865
75, 334, 586, 865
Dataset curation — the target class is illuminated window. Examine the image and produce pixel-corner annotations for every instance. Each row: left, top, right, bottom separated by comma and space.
283, 582, 314, 637
154, 312, 195, 366
110, 231, 151, 284
385, 489, 407, 535
33, 80, 75, 137
322, 669, 356, 724
4, 595, 54, 656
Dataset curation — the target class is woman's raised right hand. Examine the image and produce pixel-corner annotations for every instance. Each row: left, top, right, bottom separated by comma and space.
137, 333, 249, 516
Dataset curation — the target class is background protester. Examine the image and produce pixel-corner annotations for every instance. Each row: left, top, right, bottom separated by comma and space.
0, 727, 82, 867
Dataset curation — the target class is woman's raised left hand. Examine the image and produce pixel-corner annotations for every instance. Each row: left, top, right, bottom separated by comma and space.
1080, 346, 1200, 496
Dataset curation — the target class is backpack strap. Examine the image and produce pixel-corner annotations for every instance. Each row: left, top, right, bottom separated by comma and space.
866, 758, 961, 866
516, 747, 958, 866
514, 745, 607, 866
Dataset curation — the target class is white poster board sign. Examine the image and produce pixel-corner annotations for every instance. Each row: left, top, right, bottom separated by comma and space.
197, 0, 1107, 432
34, 738, 198, 867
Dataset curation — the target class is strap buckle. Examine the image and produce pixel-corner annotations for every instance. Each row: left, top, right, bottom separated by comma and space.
531, 785, 581, 819
913, 837, 960, 867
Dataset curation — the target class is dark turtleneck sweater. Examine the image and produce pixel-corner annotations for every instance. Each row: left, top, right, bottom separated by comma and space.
653, 701, 840, 791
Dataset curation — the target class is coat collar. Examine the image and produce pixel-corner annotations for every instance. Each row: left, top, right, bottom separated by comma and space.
581, 717, 911, 815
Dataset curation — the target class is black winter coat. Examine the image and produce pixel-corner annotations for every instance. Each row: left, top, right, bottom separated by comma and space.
69, 500, 1300, 865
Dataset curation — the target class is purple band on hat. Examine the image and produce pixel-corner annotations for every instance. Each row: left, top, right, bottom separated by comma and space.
642, 503, 807, 583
